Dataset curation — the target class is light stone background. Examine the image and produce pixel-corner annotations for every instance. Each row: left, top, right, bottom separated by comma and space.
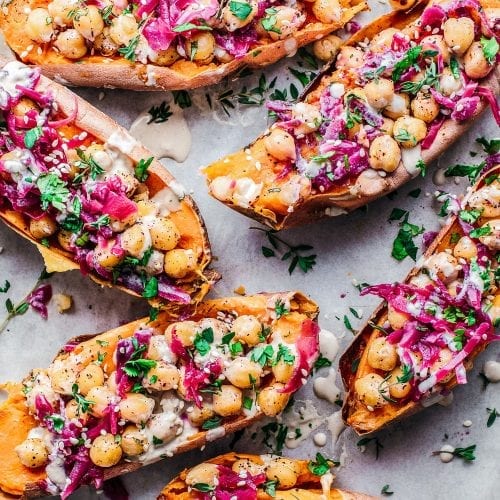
0, 2, 499, 499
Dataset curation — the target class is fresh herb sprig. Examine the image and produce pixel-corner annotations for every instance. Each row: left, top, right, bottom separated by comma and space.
389, 208, 424, 261
487, 407, 499, 427
432, 444, 476, 462
74, 148, 105, 183
147, 101, 173, 124
253, 227, 316, 274
72, 383, 95, 414
308, 453, 334, 476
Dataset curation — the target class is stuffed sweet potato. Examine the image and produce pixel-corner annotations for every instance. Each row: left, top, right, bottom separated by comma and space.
340, 163, 500, 435
0, 291, 319, 498
158, 452, 375, 499
0, 59, 217, 308
203, 0, 500, 229
0, 0, 367, 90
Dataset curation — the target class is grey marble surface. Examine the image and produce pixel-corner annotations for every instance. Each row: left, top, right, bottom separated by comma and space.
0, 2, 499, 499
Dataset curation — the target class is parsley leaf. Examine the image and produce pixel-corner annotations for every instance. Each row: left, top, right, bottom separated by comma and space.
263, 479, 278, 497
37, 173, 69, 211
459, 208, 482, 224
118, 34, 140, 61
194, 327, 214, 356
314, 354, 332, 370
71, 383, 94, 414
274, 299, 289, 319
251, 345, 274, 366
274, 344, 295, 365
476, 137, 500, 155
201, 416, 221, 430
192, 483, 215, 492
123, 358, 157, 378
392, 46, 422, 82
173, 22, 212, 32
308, 453, 333, 476
445, 163, 484, 183
24, 126, 43, 149
0, 280, 10, 293
381, 484, 394, 496
391, 211, 424, 261
142, 276, 158, 299
46, 414, 65, 433
134, 157, 154, 182
487, 407, 499, 427
229, 0, 253, 20
480, 36, 499, 64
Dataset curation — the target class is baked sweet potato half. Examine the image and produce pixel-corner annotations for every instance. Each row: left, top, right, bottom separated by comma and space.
158, 452, 375, 499
340, 163, 500, 435
0, 0, 367, 90
0, 59, 217, 308
203, 0, 500, 229
0, 291, 319, 498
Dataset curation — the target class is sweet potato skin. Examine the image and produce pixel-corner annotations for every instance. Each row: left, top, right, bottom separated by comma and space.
158, 452, 376, 499
0, 57, 218, 308
0, 0, 367, 90
203, 1, 500, 230
0, 292, 319, 498
340, 165, 500, 435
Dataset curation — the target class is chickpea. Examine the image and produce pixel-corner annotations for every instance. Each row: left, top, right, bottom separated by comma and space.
93, 239, 124, 269
109, 14, 138, 46
73, 6, 104, 41
387, 304, 409, 330
76, 364, 105, 396
164, 249, 197, 278
421, 35, 449, 63
222, 0, 257, 31
368, 135, 401, 172
213, 385, 243, 417
384, 93, 410, 120
478, 219, 500, 251
367, 337, 398, 371
185, 463, 219, 487
464, 41, 493, 79
447, 279, 461, 297
142, 361, 179, 391
146, 335, 167, 361
106, 371, 117, 393
266, 457, 300, 489
54, 30, 88, 59
87, 386, 114, 417
12, 97, 39, 117
265, 6, 304, 42
313, 34, 342, 61
292, 102, 322, 136
148, 413, 182, 442
29, 216, 57, 240
186, 32, 216, 63
312, 0, 341, 24
153, 46, 180, 66
188, 403, 215, 426
149, 218, 180, 251
15, 438, 48, 468
89, 434, 122, 467
65, 399, 89, 422
263, 128, 296, 162
370, 28, 399, 52
224, 358, 263, 389
430, 348, 453, 383
410, 91, 440, 123
257, 383, 290, 416
336, 46, 363, 69
48, 0, 80, 26
439, 67, 463, 97
443, 17, 474, 56
165, 320, 197, 347
232, 458, 265, 476
50, 365, 76, 394
393, 116, 427, 148
119, 393, 155, 424
272, 358, 295, 383
273, 312, 304, 343
387, 366, 412, 399
121, 425, 149, 456
232, 315, 262, 346
364, 78, 394, 110
26, 8, 55, 44
120, 223, 149, 259
424, 252, 459, 284
354, 373, 389, 408
209, 176, 234, 202
468, 184, 500, 217
94, 27, 119, 56
453, 236, 478, 259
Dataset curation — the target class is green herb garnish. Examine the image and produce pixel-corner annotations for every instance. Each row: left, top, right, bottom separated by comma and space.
308, 453, 333, 476
147, 102, 172, 124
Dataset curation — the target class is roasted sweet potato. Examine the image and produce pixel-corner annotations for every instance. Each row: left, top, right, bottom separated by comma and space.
158, 452, 376, 499
203, 0, 500, 229
0, 291, 319, 498
340, 164, 500, 434
0, 0, 366, 90
0, 59, 217, 309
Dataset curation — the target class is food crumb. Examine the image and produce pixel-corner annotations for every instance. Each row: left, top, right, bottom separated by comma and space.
54, 293, 72, 313
439, 444, 455, 463
313, 432, 327, 447
98, 92, 105, 101
233, 285, 246, 296
462, 420, 472, 428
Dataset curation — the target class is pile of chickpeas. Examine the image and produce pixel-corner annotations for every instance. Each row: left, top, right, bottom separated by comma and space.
263, 13, 494, 178
24, 0, 344, 65
185, 456, 304, 492
354, 178, 500, 410
15, 309, 304, 469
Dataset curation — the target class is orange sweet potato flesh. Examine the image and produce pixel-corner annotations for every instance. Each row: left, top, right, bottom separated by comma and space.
203, 0, 500, 229
158, 452, 375, 499
340, 165, 500, 435
0, 292, 319, 498
0, 0, 367, 90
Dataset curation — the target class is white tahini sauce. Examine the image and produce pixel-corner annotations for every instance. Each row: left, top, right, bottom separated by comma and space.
326, 410, 345, 444
483, 360, 500, 382
278, 400, 323, 449
129, 104, 191, 163
439, 444, 455, 463
433, 168, 448, 186
0, 61, 36, 106
313, 432, 327, 447
401, 145, 422, 177
318, 329, 340, 363
107, 129, 138, 154
313, 368, 341, 405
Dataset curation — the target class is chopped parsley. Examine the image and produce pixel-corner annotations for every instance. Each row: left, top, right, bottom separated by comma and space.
71, 383, 94, 414
123, 358, 157, 378
390, 209, 424, 261
314, 354, 332, 371
0, 280, 10, 293
134, 156, 154, 182
46, 414, 65, 433
392, 46, 422, 82
37, 173, 69, 211
459, 208, 483, 224
480, 36, 499, 64
194, 327, 214, 356
243, 396, 253, 410
24, 126, 42, 149
487, 407, 499, 427
445, 163, 484, 183
381, 484, 394, 496
229, 0, 253, 20
173, 22, 212, 33
433, 444, 476, 462
261, 8, 280, 34
274, 344, 295, 365
142, 276, 158, 299
251, 344, 274, 366
118, 35, 140, 61
263, 479, 278, 497
274, 299, 289, 319
201, 416, 221, 430
416, 159, 427, 177
261, 421, 288, 454
192, 483, 215, 492
308, 453, 333, 476
469, 225, 491, 239
229, 341, 244, 356
152, 435, 163, 445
